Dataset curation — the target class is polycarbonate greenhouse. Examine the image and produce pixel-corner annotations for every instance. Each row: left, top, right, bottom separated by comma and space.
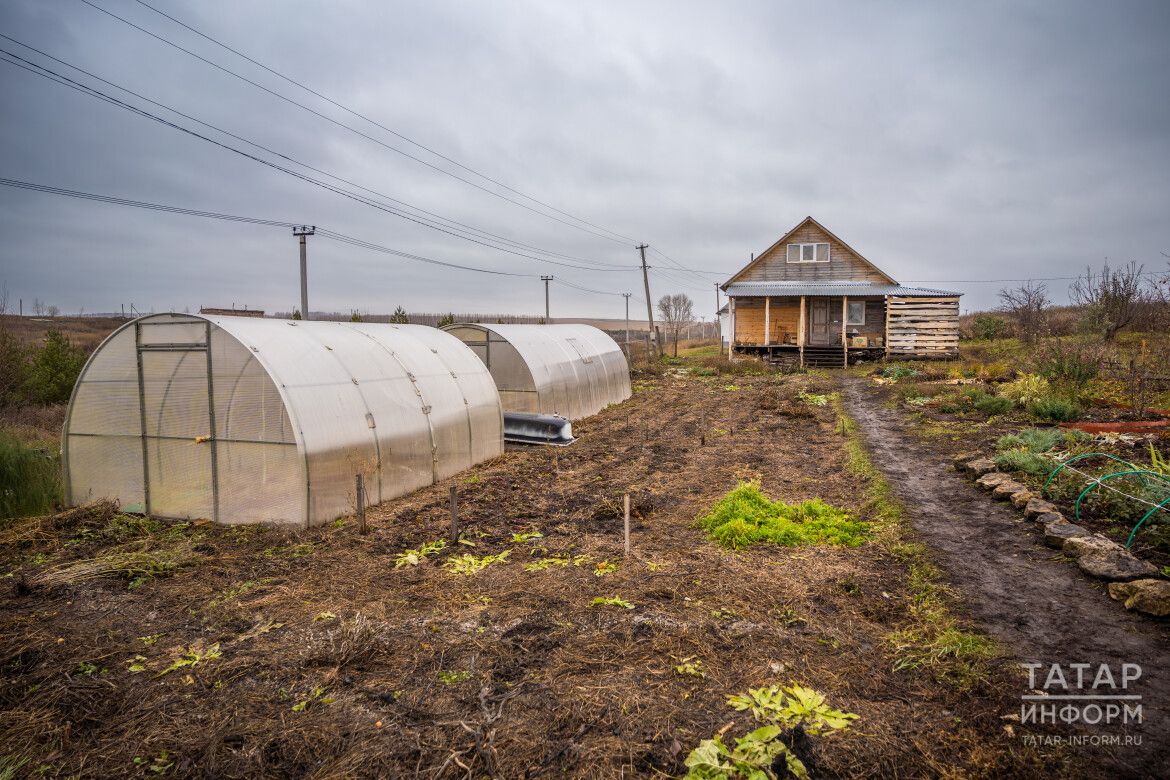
442, 323, 631, 420
63, 313, 503, 527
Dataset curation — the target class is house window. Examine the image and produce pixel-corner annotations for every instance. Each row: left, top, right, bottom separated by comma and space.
786, 242, 830, 263
846, 301, 866, 326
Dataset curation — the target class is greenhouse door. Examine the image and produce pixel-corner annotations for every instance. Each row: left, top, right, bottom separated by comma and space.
136, 318, 218, 521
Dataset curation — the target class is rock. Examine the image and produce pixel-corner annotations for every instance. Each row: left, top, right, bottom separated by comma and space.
1108, 580, 1170, 617
1023, 497, 1060, 519
1010, 489, 1038, 510
992, 480, 1027, 500
1063, 534, 1122, 558
976, 472, 1012, 489
1032, 511, 1064, 525
965, 457, 997, 477
1078, 549, 1159, 582
1043, 520, 1091, 547
953, 453, 980, 471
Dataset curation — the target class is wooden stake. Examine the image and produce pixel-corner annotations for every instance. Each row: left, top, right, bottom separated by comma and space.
449, 485, 459, 541
700, 410, 706, 446
355, 474, 367, 534
623, 492, 631, 557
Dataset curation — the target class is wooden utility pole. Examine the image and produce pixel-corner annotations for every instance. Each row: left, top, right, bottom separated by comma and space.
293, 225, 315, 320
637, 244, 658, 356
714, 283, 721, 345
541, 276, 553, 322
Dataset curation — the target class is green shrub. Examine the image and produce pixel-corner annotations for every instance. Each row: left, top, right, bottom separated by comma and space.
1029, 396, 1080, 422
0, 431, 61, 518
972, 394, 1013, 416
996, 428, 1063, 454
971, 314, 1009, 341
880, 364, 919, 382
999, 373, 1051, 407
24, 330, 86, 405
993, 449, 1052, 476
698, 481, 868, 549
1033, 339, 1103, 389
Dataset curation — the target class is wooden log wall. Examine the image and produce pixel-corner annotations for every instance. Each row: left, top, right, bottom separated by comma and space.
886, 296, 960, 357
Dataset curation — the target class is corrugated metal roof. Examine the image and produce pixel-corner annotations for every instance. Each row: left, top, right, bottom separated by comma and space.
724, 281, 961, 297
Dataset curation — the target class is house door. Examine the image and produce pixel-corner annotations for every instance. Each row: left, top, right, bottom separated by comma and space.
808, 299, 833, 345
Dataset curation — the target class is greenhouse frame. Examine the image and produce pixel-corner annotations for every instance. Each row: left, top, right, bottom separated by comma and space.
62, 313, 504, 527
442, 323, 631, 420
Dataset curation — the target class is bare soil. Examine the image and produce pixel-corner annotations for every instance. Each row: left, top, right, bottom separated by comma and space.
0, 370, 1070, 778
843, 377, 1170, 777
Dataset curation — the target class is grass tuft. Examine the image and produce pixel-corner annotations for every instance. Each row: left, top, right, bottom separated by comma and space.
698, 481, 868, 549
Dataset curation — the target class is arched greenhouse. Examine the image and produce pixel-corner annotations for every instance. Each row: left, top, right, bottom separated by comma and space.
63, 313, 503, 527
441, 323, 631, 420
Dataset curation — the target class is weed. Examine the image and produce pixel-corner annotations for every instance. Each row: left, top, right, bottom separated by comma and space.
698, 481, 868, 550
76, 661, 101, 676
132, 751, 174, 776
1000, 373, 1051, 407
510, 530, 544, 543
994, 450, 1051, 476
880, 364, 919, 382
393, 539, 446, 568
463, 473, 482, 485
710, 607, 739, 620
437, 669, 472, 685
887, 626, 997, 687
972, 393, 1013, 416
593, 560, 618, 576
674, 657, 705, 678
0, 431, 60, 518
208, 578, 275, 608
723, 384, 740, 392
590, 596, 634, 609
796, 391, 828, 407
30, 543, 199, 588
156, 643, 221, 678
996, 428, 1062, 453
292, 686, 335, 712
313, 611, 338, 622
126, 655, 148, 673
137, 633, 163, 646
443, 550, 511, 575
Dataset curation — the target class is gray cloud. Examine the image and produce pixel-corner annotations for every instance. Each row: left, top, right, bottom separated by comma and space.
1, 0, 1167, 317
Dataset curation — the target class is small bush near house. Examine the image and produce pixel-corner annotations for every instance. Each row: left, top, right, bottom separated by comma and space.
1028, 396, 1081, 422
994, 449, 1052, 476
1032, 339, 1104, 391
698, 481, 868, 549
971, 392, 1013, 416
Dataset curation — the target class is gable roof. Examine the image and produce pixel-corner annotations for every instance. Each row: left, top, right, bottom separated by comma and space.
723, 216, 898, 288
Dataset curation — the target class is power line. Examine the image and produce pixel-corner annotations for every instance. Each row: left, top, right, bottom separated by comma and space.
0, 47, 637, 275
78, 0, 636, 246
128, 0, 637, 245
0, 34, 632, 272
0, 175, 535, 277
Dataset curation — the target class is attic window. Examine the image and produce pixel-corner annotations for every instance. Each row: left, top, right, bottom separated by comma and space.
786, 242, 829, 263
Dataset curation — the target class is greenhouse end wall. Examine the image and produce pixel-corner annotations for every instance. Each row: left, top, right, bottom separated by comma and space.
442, 323, 631, 420
63, 313, 504, 527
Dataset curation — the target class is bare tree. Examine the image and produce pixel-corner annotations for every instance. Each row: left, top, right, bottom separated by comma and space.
656, 293, 694, 357
1069, 261, 1146, 341
998, 281, 1049, 344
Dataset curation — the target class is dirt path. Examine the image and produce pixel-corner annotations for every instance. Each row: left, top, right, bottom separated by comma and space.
842, 377, 1170, 778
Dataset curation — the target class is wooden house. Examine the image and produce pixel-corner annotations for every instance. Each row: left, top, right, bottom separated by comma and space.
721, 217, 961, 367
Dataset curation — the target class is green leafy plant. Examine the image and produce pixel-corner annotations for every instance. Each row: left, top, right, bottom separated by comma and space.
524, 554, 588, 571
590, 596, 634, 609
313, 611, 338, 622
796, 391, 829, 407
393, 539, 447, 568
698, 482, 868, 550
972, 393, 1013, 416
132, 751, 174, 775
684, 683, 858, 779
437, 669, 472, 684
510, 530, 544, 543
443, 550, 511, 575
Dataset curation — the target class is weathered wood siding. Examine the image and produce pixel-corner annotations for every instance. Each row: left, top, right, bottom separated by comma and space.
734, 222, 890, 284
887, 296, 960, 357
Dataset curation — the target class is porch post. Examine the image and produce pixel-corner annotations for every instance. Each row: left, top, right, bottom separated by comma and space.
841, 296, 848, 367
798, 295, 806, 368
764, 296, 771, 347
884, 296, 891, 358
728, 297, 736, 361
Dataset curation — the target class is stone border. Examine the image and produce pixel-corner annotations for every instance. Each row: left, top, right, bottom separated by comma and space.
954, 455, 1169, 618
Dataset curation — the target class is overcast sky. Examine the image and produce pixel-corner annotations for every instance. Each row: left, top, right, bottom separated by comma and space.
1, 0, 1167, 318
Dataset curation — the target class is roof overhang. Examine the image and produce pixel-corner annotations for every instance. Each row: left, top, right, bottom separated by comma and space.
724, 282, 961, 297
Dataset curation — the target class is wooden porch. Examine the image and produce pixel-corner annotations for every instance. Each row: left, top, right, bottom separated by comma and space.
727, 295, 887, 368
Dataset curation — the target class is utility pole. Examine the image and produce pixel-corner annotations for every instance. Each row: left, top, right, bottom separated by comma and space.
622, 292, 631, 352
637, 244, 659, 357
540, 276, 553, 322
293, 225, 315, 321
